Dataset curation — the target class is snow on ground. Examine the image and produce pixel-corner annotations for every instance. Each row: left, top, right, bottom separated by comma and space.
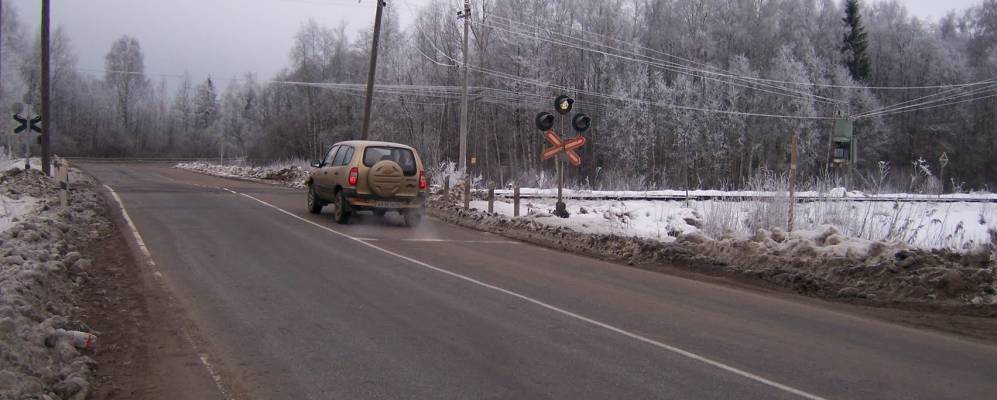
500, 187, 997, 201
0, 193, 38, 233
475, 195, 997, 251
471, 199, 701, 243
176, 160, 311, 188
1, 162, 108, 399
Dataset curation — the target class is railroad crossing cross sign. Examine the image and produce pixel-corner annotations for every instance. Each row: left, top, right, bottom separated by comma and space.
12, 114, 42, 134
541, 130, 586, 166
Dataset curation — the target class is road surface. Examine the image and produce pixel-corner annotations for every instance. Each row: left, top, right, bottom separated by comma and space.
81, 162, 997, 400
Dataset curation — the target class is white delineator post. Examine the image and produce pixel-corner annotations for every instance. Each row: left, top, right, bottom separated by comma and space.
54, 156, 68, 207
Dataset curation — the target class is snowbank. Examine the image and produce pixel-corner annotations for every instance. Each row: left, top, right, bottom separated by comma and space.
1, 192, 38, 233
432, 193, 997, 309
0, 166, 108, 399
476, 196, 996, 251
176, 161, 310, 188
471, 199, 701, 243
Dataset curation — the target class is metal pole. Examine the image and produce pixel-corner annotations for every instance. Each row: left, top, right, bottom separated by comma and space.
458, 0, 470, 174
788, 131, 798, 232
360, 0, 384, 140
40, 0, 51, 175
555, 115, 566, 218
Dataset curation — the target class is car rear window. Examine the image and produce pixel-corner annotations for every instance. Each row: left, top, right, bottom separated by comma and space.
363, 146, 417, 176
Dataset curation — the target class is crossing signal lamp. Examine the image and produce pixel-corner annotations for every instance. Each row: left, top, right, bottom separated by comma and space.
536, 112, 555, 131
555, 95, 574, 115
572, 113, 591, 133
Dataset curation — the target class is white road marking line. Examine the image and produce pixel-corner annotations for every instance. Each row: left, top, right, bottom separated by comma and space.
104, 185, 155, 267
104, 184, 235, 400
226, 187, 828, 400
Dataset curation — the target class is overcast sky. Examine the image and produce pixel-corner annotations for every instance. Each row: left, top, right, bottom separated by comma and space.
5, 0, 985, 89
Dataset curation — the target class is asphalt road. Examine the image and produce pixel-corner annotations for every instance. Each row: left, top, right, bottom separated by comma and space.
81, 162, 997, 400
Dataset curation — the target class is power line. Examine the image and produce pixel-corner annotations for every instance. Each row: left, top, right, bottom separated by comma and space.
468, 64, 833, 120
854, 81, 997, 118
856, 85, 997, 119
476, 18, 846, 106
488, 13, 997, 91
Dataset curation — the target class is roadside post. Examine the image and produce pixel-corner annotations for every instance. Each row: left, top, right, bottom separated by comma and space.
443, 175, 450, 203
463, 171, 471, 210
513, 185, 520, 217
55, 155, 69, 207
59, 158, 69, 208
487, 185, 494, 213
939, 152, 949, 196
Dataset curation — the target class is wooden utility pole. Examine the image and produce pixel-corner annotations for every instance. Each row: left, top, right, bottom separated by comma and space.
41, 0, 51, 175
788, 131, 798, 233
360, 0, 385, 140
458, 0, 471, 173
1, 0, 5, 104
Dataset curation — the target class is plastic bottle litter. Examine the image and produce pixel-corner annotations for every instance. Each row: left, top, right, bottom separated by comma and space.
55, 329, 97, 351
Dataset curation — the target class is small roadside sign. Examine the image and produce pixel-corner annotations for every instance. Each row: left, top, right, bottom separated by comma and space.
12, 114, 42, 134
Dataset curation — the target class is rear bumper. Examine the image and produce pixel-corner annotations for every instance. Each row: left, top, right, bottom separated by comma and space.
343, 189, 426, 210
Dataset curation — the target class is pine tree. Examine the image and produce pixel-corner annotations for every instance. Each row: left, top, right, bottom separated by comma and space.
841, 0, 872, 81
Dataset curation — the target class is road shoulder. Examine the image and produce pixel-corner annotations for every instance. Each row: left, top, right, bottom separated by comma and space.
82, 178, 228, 400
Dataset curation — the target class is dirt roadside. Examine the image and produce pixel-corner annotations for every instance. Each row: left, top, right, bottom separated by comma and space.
75, 188, 226, 400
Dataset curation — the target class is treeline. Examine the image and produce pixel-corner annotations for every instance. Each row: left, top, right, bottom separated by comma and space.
1, 0, 995, 191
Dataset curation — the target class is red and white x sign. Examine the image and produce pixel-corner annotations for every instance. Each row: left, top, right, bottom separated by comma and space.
541, 130, 586, 166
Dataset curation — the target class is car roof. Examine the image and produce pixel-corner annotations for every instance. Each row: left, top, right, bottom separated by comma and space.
335, 140, 416, 151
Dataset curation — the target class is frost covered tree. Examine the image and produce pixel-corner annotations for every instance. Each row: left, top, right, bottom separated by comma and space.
104, 36, 148, 140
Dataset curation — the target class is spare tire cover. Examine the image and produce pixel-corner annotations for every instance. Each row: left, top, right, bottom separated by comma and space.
367, 160, 404, 197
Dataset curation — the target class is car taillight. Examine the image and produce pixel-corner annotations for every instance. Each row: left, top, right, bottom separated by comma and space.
418, 171, 427, 190
348, 167, 358, 186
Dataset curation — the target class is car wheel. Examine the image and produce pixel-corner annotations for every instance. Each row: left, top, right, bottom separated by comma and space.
403, 209, 422, 227
333, 191, 351, 224
307, 185, 323, 214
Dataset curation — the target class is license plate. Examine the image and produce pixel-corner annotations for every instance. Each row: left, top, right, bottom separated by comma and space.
375, 201, 405, 208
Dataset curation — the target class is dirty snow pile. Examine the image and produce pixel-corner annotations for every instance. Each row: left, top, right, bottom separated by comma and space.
0, 167, 108, 399
471, 199, 702, 242
176, 161, 310, 188
434, 192, 997, 308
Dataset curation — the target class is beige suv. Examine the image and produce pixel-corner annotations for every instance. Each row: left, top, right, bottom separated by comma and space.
306, 140, 428, 226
